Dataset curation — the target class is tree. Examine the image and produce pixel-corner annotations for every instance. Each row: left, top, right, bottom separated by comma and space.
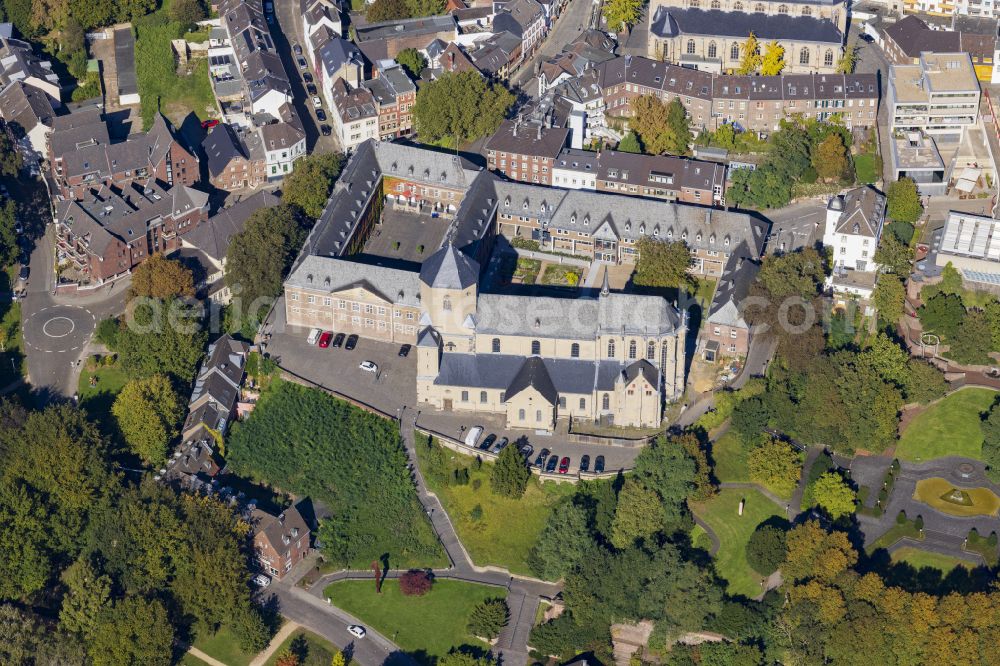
0, 128, 22, 178
610, 477, 664, 548
665, 97, 692, 155
732, 395, 770, 439
837, 44, 860, 74
276, 652, 300, 666
873, 275, 905, 325
748, 438, 801, 498
490, 443, 530, 498
633, 237, 695, 290
812, 133, 848, 182
59, 557, 111, 640
225, 203, 308, 327
858, 332, 909, 387
365, 0, 410, 20
782, 520, 857, 583
413, 72, 514, 144
88, 596, 174, 666
948, 308, 992, 365
438, 650, 495, 666
94, 316, 120, 349
0, 200, 17, 268
631, 434, 697, 529
902, 359, 948, 405
169, 0, 206, 27
115, 299, 207, 382
918, 292, 965, 340
811, 472, 856, 518
399, 569, 433, 596
528, 502, 592, 580
405, 0, 445, 16
937, 261, 964, 295
746, 524, 787, 575
602, 0, 643, 32
282, 152, 344, 219
680, 434, 716, 501
760, 41, 785, 75
396, 47, 427, 79
874, 233, 914, 276
982, 404, 1000, 483
467, 598, 509, 640
886, 178, 923, 223
630, 95, 690, 155
737, 32, 762, 75
618, 131, 642, 153
127, 254, 195, 301
331, 650, 347, 666
112, 374, 185, 464
756, 247, 826, 299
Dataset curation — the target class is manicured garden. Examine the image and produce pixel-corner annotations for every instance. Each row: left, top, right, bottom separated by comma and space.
690, 488, 783, 598
512, 257, 541, 284
895, 388, 997, 461
263, 629, 342, 666
77, 355, 129, 415
891, 546, 970, 572
323, 578, 501, 661
912, 477, 1000, 517
540, 264, 582, 287
414, 436, 573, 574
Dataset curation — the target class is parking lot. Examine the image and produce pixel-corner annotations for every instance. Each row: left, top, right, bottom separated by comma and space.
264, 300, 643, 473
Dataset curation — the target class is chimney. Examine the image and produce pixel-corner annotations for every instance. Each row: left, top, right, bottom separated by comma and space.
449, 50, 455, 69
536, 124, 542, 140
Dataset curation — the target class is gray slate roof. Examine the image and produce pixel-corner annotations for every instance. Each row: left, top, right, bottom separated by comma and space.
506, 356, 558, 403
435, 352, 628, 394
419, 244, 480, 290
651, 7, 843, 44
828, 185, 885, 238
186, 190, 279, 261
287, 254, 423, 306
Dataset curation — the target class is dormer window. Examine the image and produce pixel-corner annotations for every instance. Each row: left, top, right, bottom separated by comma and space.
709, 234, 716, 244
570, 214, 576, 224
724, 236, 731, 247
653, 228, 659, 237
504, 197, 510, 207
523, 200, 529, 210
696, 233, 702, 242
853, 223, 860, 234
639, 224, 645, 234
681, 231, 687, 240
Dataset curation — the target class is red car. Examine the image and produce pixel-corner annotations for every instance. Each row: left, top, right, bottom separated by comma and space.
317, 331, 333, 348
558, 457, 570, 474
201, 118, 220, 130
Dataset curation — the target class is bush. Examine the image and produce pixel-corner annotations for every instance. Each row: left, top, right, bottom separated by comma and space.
95, 317, 120, 349
469, 504, 483, 521
896, 510, 908, 525
467, 598, 509, 640
399, 570, 433, 596
745, 524, 787, 575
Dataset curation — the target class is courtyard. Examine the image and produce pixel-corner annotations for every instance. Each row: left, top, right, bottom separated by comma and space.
360, 207, 454, 265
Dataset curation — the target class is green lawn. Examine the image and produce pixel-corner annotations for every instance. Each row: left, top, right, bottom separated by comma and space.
263, 629, 341, 666
692, 277, 718, 313
895, 388, 997, 461
854, 153, 878, 184
323, 579, 501, 661
711, 430, 796, 500
77, 357, 129, 426
891, 546, 969, 572
414, 437, 573, 575
0, 297, 25, 389
690, 488, 783, 598
690, 523, 713, 552
192, 625, 256, 666
180, 655, 211, 666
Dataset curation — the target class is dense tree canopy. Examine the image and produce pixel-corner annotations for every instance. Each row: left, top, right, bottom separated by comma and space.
281, 152, 344, 219
413, 72, 514, 145
115, 298, 207, 382
633, 237, 695, 290
760, 41, 785, 76
618, 131, 642, 153
490, 443, 531, 498
112, 374, 185, 464
602, 0, 644, 32
630, 96, 691, 156
396, 48, 427, 79
886, 177, 923, 223
126, 254, 195, 301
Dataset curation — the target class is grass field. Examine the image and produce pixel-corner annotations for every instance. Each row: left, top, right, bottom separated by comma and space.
913, 477, 1000, 517
854, 153, 879, 184
414, 438, 573, 575
896, 388, 997, 461
192, 625, 256, 666
77, 357, 129, 431
263, 629, 341, 666
711, 430, 796, 500
690, 488, 783, 598
891, 546, 970, 572
323, 579, 501, 662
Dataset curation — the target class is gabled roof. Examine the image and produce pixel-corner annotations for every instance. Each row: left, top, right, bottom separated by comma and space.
186, 190, 280, 261
650, 6, 843, 44
0, 80, 54, 134
252, 505, 310, 549
831, 186, 885, 238
419, 244, 479, 289
506, 356, 557, 404
621, 359, 658, 388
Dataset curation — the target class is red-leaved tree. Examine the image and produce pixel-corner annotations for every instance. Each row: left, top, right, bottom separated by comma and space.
399, 570, 433, 596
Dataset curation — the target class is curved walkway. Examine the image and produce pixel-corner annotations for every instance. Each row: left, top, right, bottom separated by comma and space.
692, 515, 721, 556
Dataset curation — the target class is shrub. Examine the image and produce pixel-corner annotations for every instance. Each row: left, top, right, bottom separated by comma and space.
467, 598, 509, 640
469, 504, 483, 522
399, 570, 433, 596
95, 317, 120, 349
746, 525, 787, 575
896, 510, 908, 525
914, 515, 924, 530
490, 444, 530, 499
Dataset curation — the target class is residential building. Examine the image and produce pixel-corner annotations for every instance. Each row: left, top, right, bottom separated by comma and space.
218, 0, 293, 118
935, 210, 1000, 291
880, 15, 998, 81
702, 252, 758, 360
493, 0, 546, 66
312, 34, 364, 107
48, 109, 199, 200
202, 123, 267, 190
362, 63, 416, 139
302, 0, 343, 52
0, 80, 55, 157
181, 334, 251, 442
354, 15, 458, 61
468, 31, 522, 79
889, 52, 981, 138
647, 3, 845, 74
823, 186, 886, 298
537, 29, 617, 96
252, 505, 311, 579
54, 182, 209, 283
550, 148, 727, 205
259, 103, 307, 179
329, 78, 379, 151
0, 36, 61, 102
438, 42, 480, 75
901, 0, 999, 19
485, 119, 570, 184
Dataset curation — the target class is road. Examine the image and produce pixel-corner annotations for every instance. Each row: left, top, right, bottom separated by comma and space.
511, 0, 601, 99
272, 0, 342, 155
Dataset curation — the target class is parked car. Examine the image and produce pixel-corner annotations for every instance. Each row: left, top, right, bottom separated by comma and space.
303, 72, 313, 83
534, 448, 549, 467
317, 331, 333, 348
316, 109, 326, 122
545, 455, 559, 473
558, 457, 570, 474
480, 433, 497, 451
312, 96, 323, 109
293, 43, 303, 56
490, 437, 509, 454
320, 124, 332, 136
200, 118, 219, 130
345, 334, 359, 350
519, 443, 533, 459
252, 573, 271, 588
347, 625, 366, 639
398, 344, 411, 357
579, 455, 590, 473
594, 455, 605, 473
464, 426, 484, 448
298, 57, 308, 70
359, 360, 378, 373
307, 328, 322, 345
17, 264, 28, 282
306, 83, 317, 95
332, 332, 345, 348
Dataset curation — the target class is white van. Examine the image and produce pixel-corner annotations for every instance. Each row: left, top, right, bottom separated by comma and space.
464, 426, 484, 448
306, 328, 322, 345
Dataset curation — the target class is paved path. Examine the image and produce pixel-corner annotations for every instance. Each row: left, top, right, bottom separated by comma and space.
789, 446, 827, 515
692, 514, 720, 556
248, 620, 301, 666
187, 647, 227, 666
